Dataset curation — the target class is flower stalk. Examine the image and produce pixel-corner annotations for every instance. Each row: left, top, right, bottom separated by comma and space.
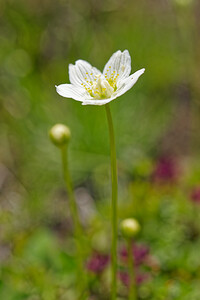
120, 218, 140, 300
60, 144, 87, 300
105, 103, 118, 300
55, 49, 145, 299
127, 240, 136, 300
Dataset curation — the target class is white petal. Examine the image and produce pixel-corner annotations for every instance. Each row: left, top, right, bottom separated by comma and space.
69, 60, 101, 88
103, 50, 131, 82
56, 84, 92, 102
116, 68, 145, 97
82, 96, 117, 106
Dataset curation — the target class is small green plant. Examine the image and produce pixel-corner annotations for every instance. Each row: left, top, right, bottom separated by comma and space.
121, 218, 141, 300
49, 123, 88, 299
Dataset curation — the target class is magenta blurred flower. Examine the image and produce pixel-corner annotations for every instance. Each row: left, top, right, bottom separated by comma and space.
119, 243, 153, 287
86, 252, 109, 274
152, 156, 178, 183
133, 244, 149, 266
136, 272, 150, 285
120, 243, 149, 266
190, 187, 200, 204
119, 271, 130, 286
119, 270, 150, 286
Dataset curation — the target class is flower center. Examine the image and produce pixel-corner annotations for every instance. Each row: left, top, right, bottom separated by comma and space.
92, 75, 115, 99
82, 73, 118, 99
104, 68, 120, 91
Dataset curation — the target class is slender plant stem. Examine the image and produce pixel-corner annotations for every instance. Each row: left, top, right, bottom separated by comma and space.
128, 240, 136, 300
60, 145, 87, 299
105, 104, 118, 300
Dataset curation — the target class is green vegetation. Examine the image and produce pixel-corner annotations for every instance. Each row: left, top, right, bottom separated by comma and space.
1, 0, 200, 299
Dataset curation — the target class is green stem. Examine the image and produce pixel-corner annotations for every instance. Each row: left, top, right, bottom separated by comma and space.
128, 240, 136, 300
105, 104, 118, 300
60, 145, 87, 300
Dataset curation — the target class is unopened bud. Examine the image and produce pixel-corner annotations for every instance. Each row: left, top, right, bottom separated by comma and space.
49, 124, 71, 147
120, 218, 140, 239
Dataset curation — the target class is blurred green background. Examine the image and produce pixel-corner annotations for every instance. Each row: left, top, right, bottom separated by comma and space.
1, 0, 200, 299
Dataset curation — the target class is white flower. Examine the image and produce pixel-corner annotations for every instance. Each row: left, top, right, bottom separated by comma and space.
56, 50, 145, 106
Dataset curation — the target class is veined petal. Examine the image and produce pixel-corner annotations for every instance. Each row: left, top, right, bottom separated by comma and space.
103, 50, 131, 82
69, 60, 101, 88
82, 96, 117, 106
116, 68, 145, 98
56, 84, 92, 102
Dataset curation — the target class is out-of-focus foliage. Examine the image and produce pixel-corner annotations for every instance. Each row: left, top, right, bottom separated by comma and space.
1, 0, 200, 299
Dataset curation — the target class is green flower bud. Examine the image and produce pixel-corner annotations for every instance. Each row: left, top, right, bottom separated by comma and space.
49, 124, 71, 147
120, 218, 140, 239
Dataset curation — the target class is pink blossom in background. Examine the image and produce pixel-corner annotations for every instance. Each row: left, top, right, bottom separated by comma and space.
118, 270, 150, 286
136, 272, 150, 285
119, 271, 129, 286
152, 156, 179, 183
119, 243, 153, 287
86, 252, 109, 274
120, 243, 149, 266
190, 186, 200, 204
